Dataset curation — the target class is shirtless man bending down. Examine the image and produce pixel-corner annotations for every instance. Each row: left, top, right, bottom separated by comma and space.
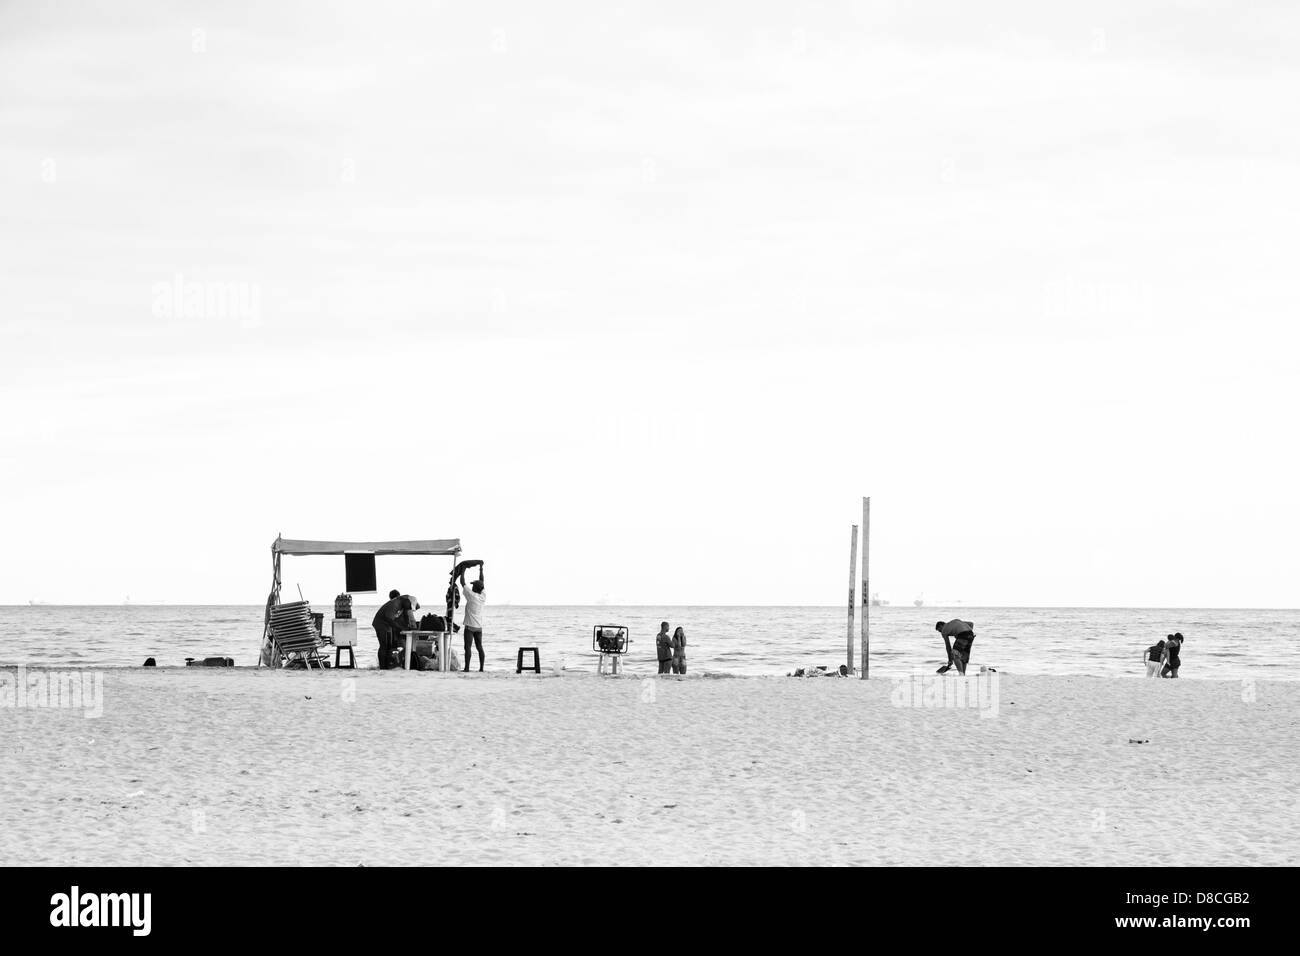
935, 619, 976, 675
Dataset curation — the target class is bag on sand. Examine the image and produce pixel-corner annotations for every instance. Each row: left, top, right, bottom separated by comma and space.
413, 642, 465, 671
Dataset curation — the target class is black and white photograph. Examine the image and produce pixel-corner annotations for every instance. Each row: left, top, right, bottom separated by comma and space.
0, 0, 1292, 936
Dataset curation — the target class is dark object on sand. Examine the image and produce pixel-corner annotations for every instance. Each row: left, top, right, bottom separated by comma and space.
790, 664, 849, 677
143, 657, 156, 667
517, 646, 541, 673
185, 657, 235, 667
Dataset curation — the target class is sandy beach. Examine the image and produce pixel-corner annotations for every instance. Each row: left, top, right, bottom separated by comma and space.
2, 668, 1295, 866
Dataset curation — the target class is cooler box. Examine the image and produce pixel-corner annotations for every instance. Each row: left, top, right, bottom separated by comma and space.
333, 619, 358, 647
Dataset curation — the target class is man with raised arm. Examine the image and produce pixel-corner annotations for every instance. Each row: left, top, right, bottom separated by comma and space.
458, 560, 486, 672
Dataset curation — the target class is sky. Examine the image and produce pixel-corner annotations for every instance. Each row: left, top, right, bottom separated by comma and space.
1, 1, 1297, 607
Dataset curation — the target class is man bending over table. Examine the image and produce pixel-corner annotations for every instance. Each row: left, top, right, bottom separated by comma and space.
372, 590, 403, 669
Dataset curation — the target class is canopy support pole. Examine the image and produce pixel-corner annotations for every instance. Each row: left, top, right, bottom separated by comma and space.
258, 549, 282, 669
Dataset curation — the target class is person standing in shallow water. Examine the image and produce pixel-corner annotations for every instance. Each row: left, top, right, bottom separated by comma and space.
1144, 637, 1168, 678
671, 626, 687, 675
655, 621, 673, 674
1161, 632, 1184, 678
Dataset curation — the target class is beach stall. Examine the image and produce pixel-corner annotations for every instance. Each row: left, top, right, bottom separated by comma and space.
259, 535, 462, 669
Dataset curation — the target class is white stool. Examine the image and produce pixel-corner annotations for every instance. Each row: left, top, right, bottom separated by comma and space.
332, 619, 357, 669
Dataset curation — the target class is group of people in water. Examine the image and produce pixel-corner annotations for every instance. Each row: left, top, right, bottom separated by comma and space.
1143, 632, 1185, 678
655, 622, 688, 674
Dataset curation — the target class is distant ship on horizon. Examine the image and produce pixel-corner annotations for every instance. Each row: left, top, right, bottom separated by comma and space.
913, 593, 925, 607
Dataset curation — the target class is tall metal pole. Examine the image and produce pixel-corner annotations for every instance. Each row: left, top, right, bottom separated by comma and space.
861, 497, 870, 679
846, 524, 858, 674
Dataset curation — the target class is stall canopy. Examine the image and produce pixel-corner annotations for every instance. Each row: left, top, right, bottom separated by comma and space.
260, 534, 462, 667
272, 538, 462, 556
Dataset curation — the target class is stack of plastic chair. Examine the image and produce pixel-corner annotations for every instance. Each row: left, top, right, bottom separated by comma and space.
270, 600, 326, 669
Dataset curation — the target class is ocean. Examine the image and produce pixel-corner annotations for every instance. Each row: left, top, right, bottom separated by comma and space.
0, 604, 1290, 679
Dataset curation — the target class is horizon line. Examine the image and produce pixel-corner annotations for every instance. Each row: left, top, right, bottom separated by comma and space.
3, 603, 1297, 612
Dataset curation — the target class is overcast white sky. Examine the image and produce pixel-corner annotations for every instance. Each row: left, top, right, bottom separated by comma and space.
1, 1, 1297, 607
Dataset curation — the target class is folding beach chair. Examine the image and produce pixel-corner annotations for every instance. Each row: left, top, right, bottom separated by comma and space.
274, 629, 326, 669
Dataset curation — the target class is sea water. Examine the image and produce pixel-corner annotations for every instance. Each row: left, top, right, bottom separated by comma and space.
0, 604, 1290, 679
